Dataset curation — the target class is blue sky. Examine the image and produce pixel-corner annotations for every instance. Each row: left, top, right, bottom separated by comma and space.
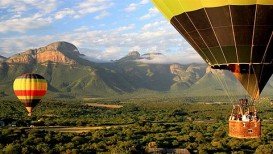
0, 0, 202, 63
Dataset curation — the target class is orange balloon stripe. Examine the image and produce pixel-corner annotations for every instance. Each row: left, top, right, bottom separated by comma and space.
14, 90, 47, 96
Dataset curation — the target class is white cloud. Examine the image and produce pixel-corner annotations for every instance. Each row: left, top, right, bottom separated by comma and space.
0, 35, 55, 56
94, 11, 110, 20
0, 13, 53, 33
70, 0, 113, 19
125, 0, 150, 12
140, 0, 149, 5
0, 0, 57, 33
0, 0, 57, 14
129, 46, 141, 52
54, 0, 113, 20
125, 3, 138, 12
0, 0, 113, 33
140, 7, 159, 20
100, 46, 122, 60
32, 0, 57, 13
137, 49, 202, 64
74, 26, 90, 32
77, 0, 113, 15
80, 47, 130, 63
116, 24, 135, 32
55, 8, 76, 20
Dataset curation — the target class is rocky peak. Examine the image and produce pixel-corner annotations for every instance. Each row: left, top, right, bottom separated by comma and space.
186, 64, 202, 73
170, 64, 184, 74
7, 50, 37, 64
38, 41, 80, 56
6, 41, 81, 65
206, 66, 225, 76
206, 66, 212, 74
128, 51, 140, 58
118, 51, 141, 62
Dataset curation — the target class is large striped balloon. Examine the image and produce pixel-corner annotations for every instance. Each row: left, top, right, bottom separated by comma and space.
13, 74, 47, 116
151, 0, 273, 99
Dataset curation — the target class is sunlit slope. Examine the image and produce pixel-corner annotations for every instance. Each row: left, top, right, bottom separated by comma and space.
186, 70, 247, 97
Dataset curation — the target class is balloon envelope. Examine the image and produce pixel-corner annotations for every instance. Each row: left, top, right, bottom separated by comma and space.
151, 0, 273, 99
13, 74, 47, 116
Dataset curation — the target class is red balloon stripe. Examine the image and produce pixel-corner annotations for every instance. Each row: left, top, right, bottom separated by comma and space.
14, 90, 47, 96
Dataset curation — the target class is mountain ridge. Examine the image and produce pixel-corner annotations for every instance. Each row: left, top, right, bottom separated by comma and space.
5, 41, 89, 65
1, 41, 273, 98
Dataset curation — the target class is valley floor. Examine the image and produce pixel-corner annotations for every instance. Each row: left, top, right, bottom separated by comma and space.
1, 97, 273, 153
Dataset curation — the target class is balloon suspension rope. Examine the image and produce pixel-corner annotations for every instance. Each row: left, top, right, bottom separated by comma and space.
211, 68, 234, 104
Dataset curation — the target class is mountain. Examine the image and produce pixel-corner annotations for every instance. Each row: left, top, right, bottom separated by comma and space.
117, 51, 141, 62
1, 41, 273, 99
186, 67, 245, 97
0, 41, 116, 98
170, 63, 206, 91
6, 42, 87, 65
0, 55, 6, 62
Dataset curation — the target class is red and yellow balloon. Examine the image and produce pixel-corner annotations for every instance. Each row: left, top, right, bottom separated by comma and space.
13, 74, 47, 116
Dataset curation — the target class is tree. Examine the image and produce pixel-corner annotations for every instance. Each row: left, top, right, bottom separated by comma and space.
227, 139, 242, 151
4, 144, 20, 154
172, 140, 179, 147
37, 143, 50, 153
255, 145, 273, 154
195, 132, 205, 143
71, 136, 85, 145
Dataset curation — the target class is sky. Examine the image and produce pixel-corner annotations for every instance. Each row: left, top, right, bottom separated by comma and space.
0, 0, 203, 64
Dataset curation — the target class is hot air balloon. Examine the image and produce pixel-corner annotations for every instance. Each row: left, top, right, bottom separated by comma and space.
13, 74, 47, 116
151, 0, 273, 138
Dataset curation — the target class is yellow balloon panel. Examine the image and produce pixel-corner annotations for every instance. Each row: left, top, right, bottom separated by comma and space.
151, 0, 273, 20
13, 82, 47, 91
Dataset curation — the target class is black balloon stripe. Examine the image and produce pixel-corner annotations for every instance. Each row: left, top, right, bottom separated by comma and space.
170, 5, 273, 65
21, 99, 41, 107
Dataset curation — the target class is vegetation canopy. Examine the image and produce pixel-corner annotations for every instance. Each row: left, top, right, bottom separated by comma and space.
1, 97, 273, 153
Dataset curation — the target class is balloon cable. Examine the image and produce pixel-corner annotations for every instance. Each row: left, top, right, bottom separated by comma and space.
211, 69, 234, 103
259, 33, 273, 84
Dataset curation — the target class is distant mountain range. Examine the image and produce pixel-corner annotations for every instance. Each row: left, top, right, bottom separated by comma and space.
1, 41, 273, 99
0, 55, 6, 62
